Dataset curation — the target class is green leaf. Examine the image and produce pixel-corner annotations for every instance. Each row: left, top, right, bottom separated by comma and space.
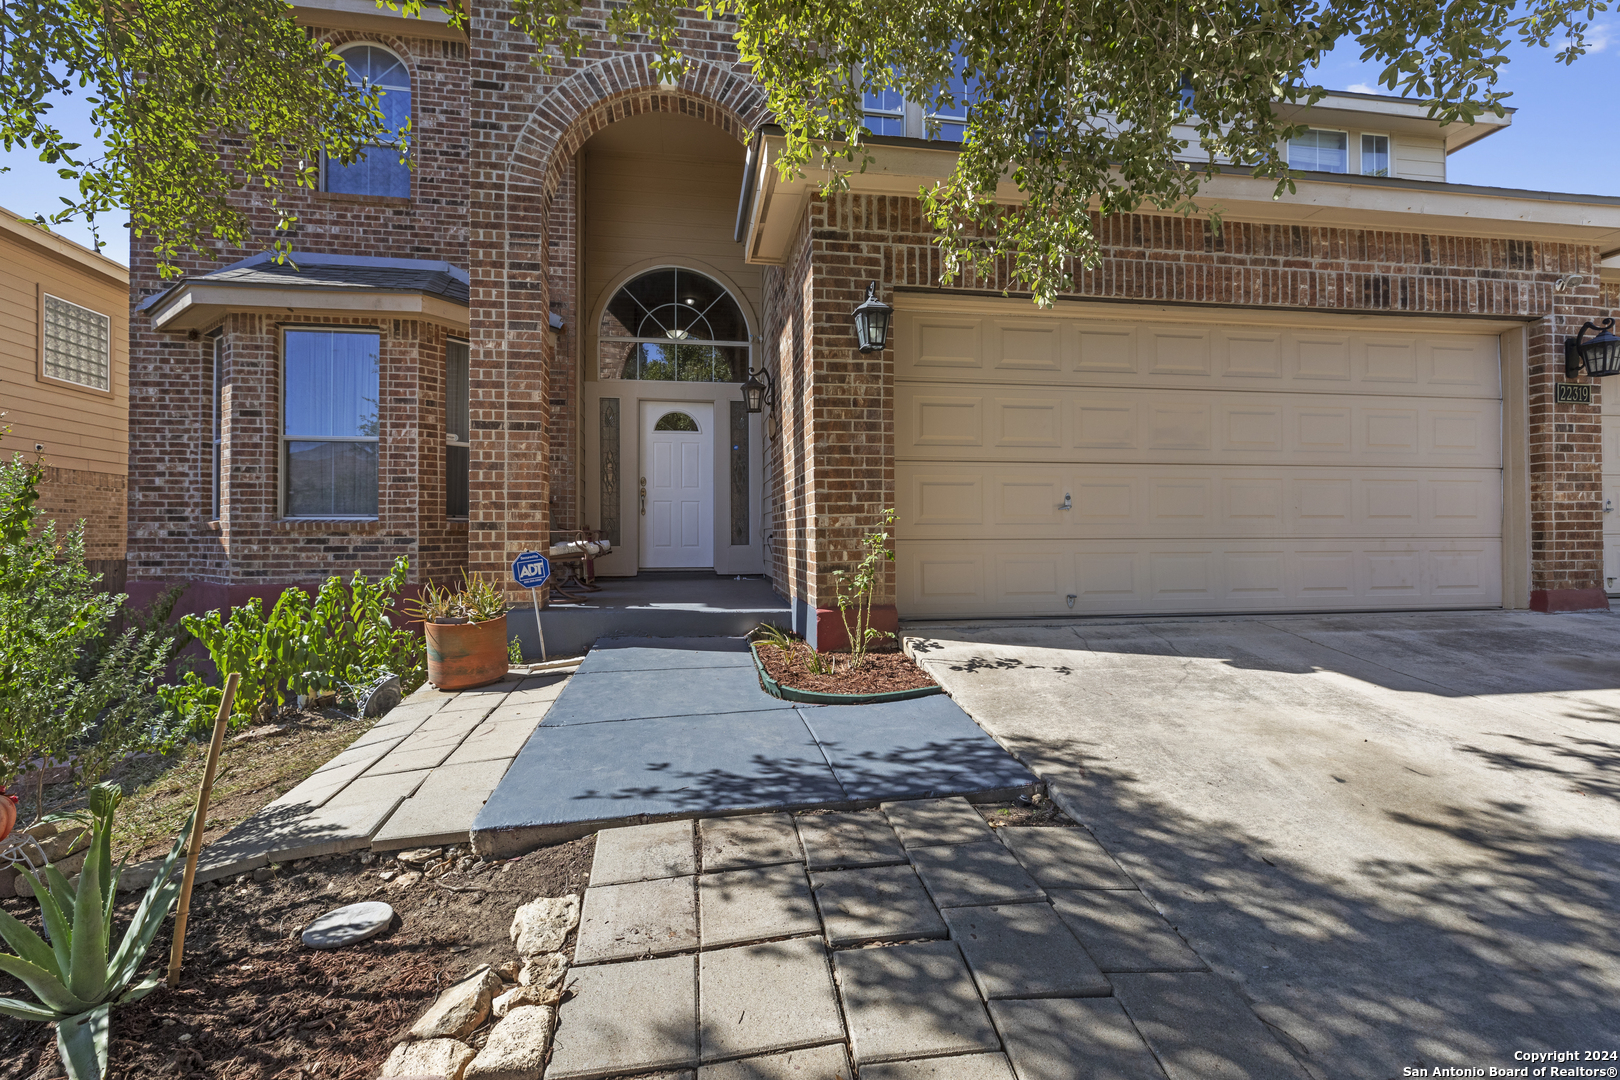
0, 953, 92, 1015
68, 833, 109, 1003
116, 970, 162, 1005
54, 1004, 109, 1080
0, 904, 62, 979
0, 994, 64, 1022
22, 871, 75, 980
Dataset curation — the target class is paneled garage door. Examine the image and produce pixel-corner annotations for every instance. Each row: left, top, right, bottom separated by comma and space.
895, 302, 1504, 618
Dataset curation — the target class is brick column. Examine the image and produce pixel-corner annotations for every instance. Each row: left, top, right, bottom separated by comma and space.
1529, 274, 1610, 611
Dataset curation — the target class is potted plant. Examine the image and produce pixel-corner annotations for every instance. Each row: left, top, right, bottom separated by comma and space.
405, 571, 510, 690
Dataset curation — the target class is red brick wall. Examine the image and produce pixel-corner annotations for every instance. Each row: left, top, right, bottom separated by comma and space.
467, 5, 767, 598
762, 193, 1611, 625
34, 465, 126, 564
126, 30, 469, 599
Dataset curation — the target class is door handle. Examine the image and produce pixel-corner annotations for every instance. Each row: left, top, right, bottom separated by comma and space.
1606, 498, 1614, 515
640, 477, 647, 516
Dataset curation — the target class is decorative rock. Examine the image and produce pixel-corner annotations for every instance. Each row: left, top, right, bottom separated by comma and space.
390, 871, 423, 889
466, 1004, 555, 1080
492, 983, 560, 1018
301, 901, 394, 949
518, 953, 567, 988
408, 965, 503, 1040
398, 847, 445, 866
509, 895, 579, 959
382, 1037, 477, 1079
495, 959, 524, 982
251, 866, 273, 883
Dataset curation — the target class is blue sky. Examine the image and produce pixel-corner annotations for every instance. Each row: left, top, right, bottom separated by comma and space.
3, 17, 1616, 269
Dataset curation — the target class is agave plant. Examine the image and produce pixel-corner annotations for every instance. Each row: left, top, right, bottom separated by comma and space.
0, 782, 190, 1079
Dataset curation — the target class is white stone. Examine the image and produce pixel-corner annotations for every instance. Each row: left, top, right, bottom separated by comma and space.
466, 1004, 555, 1080
518, 952, 567, 988
381, 1038, 477, 1079
408, 965, 503, 1040
509, 894, 579, 959
300, 901, 393, 949
492, 983, 560, 1018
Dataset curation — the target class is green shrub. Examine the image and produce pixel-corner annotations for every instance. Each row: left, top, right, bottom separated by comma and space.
165, 557, 425, 730
0, 453, 189, 814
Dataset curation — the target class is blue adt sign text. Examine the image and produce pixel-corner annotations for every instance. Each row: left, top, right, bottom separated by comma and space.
512, 552, 551, 589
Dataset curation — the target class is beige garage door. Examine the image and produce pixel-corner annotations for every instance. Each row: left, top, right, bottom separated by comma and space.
895, 301, 1504, 618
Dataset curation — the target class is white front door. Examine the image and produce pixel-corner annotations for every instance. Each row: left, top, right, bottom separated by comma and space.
640, 401, 714, 568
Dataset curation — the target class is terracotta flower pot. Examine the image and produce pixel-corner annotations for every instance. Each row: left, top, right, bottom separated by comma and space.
425, 614, 509, 690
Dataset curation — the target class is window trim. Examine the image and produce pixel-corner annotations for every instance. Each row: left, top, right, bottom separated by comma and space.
1359, 132, 1394, 178
37, 287, 113, 396
321, 41, 413, 198
210, 331, 223, 522
279, 326, 383, 521
595, 264, 754, 382
445, 336, 470, 520
1287, 127, 1351, 175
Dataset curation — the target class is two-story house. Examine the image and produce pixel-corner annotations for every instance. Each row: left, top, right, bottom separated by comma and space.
124, 1, 1620, 645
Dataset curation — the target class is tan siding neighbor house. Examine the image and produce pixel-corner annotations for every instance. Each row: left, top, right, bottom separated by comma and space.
0, 206, 130, 586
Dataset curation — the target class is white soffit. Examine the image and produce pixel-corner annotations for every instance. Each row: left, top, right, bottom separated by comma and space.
290, 0, 464, 41
742, 134, 1620, 265
148, 286, 470, 332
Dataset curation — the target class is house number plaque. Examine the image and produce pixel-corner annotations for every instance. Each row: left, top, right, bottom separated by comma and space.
1556, 382, 1593, 405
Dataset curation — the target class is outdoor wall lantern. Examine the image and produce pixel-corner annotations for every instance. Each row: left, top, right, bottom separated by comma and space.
851, 281, 894, 354
1565, 317, 1620, 379
742, 366, 776, 415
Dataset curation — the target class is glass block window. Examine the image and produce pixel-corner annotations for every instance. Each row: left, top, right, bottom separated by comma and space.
283, 329, 380, 518
1288, 129, 1349, 174
325, 45, 411, 198
42, 294, 110, 391
598, 268, 750, 382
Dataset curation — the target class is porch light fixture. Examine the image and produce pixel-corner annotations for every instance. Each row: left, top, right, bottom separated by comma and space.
1565, 318, 1620, 379
742, 367, 775, 415
851, 281, 893, 354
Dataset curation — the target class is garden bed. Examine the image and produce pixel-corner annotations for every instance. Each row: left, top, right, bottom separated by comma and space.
0, 836, 594, 1080
752, 640, 940, 703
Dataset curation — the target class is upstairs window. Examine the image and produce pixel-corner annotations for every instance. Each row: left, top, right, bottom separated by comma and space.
859, 56, 980, 142
41, 293, 110, 391
1288, 129, 1349, 174
598, 268, 749, 382
446, 338, 470, 519
1361, 133, 1391, 177
325, 45, 411, 198
283, 329, 380, 518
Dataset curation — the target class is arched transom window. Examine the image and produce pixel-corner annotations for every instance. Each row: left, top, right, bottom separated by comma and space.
599, 268, 749, 382
325, 45, 411, 198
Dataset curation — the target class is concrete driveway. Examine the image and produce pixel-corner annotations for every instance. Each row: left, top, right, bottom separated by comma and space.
905, 610, 1620, 1080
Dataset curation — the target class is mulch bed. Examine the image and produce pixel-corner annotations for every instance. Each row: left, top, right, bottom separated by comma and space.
0, 835, 594, 1080
754, 641, 938, 696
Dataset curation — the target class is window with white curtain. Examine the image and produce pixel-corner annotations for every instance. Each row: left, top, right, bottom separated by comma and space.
446, 338, 470, 518
1288, 129, 1349, 174
283, 329, 380, 518
1361, 133, 1391, 177
325, 45, 411, 197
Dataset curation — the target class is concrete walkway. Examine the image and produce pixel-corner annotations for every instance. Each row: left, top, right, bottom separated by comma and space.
903, 610, 1620, 1079
547, 801, 1307, 1080
471, 637, 1039, 855
191, 672, 570, 881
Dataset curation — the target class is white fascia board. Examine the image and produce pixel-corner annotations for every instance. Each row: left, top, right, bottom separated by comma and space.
148, 284, 470, 331
290, 0, 464, 41
743, 132, 1620, 263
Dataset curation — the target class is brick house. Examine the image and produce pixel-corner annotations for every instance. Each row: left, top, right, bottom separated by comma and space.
125, 1, 1620, 644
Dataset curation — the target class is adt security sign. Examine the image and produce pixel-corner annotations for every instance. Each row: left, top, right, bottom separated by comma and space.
512, 551, 551, 589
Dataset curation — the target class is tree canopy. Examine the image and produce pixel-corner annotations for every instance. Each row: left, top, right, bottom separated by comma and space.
2, 0, 1606, 296
0, 0, 398, 273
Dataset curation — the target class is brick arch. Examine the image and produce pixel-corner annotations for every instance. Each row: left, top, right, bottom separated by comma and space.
507, 53, 770, 201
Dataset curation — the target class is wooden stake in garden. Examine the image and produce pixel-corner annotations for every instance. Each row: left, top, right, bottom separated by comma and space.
167, 672, 239, 988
